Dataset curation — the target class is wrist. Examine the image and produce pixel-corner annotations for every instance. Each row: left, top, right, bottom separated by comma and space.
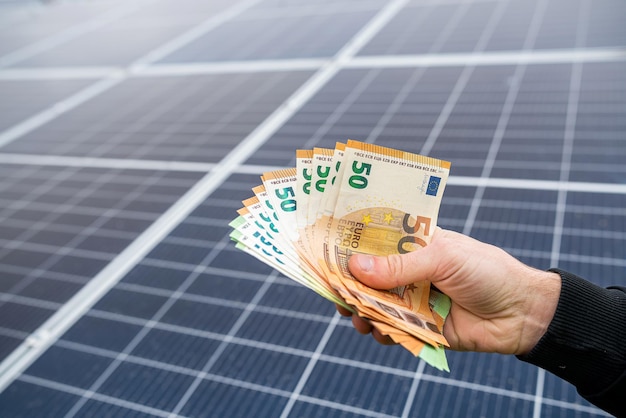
516, 269, 561, 355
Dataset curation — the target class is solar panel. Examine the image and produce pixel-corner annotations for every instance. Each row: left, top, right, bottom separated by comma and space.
0, 0, 624, 416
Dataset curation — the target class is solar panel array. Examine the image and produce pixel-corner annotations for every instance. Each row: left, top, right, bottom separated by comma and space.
0, 0, 624, 416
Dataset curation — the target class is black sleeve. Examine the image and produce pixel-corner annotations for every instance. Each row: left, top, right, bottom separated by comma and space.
517, 269, 626, 417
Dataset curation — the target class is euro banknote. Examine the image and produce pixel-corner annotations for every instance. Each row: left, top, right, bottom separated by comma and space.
230, 139, 452, 371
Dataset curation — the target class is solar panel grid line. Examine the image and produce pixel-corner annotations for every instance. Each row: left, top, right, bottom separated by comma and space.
82, 307, 329, 361
40, 338, 298, 405
0, 169, 183, 313
559, 252, 626, 268
17, 373, 180, 418
138, 59, 326, 77
0, 0, 267, 153
58, 233, 237, 416
278, 313, 342, 418
446, 175, 626, 194
0, 153, 217, 172
0, 75, 124, 149
0, 240, 113, 264
549, 44, 585, 268
0, 167, 219, 391
12, 268, 584, 412
415, 374, 610, 416
110, 271, 281, 416
0, 0, 154, 69
64, 258, 616, 418
14, 296, 604, 418
0, 217, 138, 242
45, 78, 242, 161
562, 227, 626, 241
35, 329, 321, 416
0, 186, 191, 217
536, 0, 586, 408
0, 293, 62, 313
74, 4, 472, 398
0, 67, 118, 80
112, 282, 334, 326
0, 264, 90, 289
2, 47, 625, 84
296, 69, 385, 151
0, 168, 92, 261
1, 0, 624, 416
442, 2, 549, 413
290, 394, 398, 418
0, 327, 28, 342
0, 204, 159, 239
0, 167, 175, 241
129, 0, 263, 71
237, 1, 385, 22
497, 246, 626, 272
347, 48, 626, 69
419, 0, 509, 156
399, 359, 427, 418
137, 258, 274, 286
362, 66, 436, 146
0, 68, 316, 388
462, 0, 549, 238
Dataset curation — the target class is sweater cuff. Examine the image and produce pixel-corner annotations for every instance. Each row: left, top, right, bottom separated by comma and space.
517, 269, 626, 400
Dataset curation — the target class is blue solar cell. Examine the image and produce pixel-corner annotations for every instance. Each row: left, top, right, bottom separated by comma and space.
0, 380, 80, 418
0, 336, 22, 361
561, 234, 626, 260
324, 323, 418, 368
146, 242, 214, 266
0, 271, 24, 292
235, 311, 330, 351
122, 264, 191, 291
186, 273, 263, 302
211, 344, 310, 391
93, 288, 168, 320
209, 248, 275, 275
257, 281, 335, 314
27, 346, 114, 388
61, 316, 143, 352
159, 299, 243, 334
0, 302, 55, 333
301, 361, 413, 416
72, 399, 161, 418
47, 255, 110, 277
179, 380, 289, 417
97, 362, 195, 411
407, 381, 535, 417
131, 328, 221, 370
18, 278, 82, 304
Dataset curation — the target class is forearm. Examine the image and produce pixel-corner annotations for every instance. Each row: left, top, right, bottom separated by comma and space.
517, 269, 626, 416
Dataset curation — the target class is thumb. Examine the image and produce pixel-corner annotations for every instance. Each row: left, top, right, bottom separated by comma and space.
348, 249, 436, 290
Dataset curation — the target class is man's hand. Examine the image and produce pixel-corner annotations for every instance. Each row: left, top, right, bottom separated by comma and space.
337, 228, 561, 355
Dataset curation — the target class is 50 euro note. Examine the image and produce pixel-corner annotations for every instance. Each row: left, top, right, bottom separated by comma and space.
317, 140, 452, 362
230, 203, 348, 309
230, 139, 453, 371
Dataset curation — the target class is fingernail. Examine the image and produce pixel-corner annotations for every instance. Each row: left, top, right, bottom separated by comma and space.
356, 254, 374, 272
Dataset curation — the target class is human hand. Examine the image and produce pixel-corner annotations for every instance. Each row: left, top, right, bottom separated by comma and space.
336, 228, 561, 355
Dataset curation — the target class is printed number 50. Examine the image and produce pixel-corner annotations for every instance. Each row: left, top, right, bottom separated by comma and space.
275, 187, 296, 212
349, 161, 371, 189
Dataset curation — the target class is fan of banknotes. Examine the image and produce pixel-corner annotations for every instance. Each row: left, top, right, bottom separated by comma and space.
229, 139, 452, 371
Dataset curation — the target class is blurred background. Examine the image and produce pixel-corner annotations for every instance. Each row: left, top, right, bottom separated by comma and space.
0, 0, 624, 416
